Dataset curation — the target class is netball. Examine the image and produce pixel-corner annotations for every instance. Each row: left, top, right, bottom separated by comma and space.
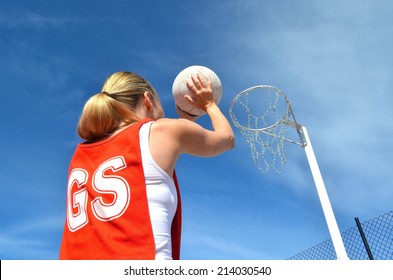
172, 65, 222, 116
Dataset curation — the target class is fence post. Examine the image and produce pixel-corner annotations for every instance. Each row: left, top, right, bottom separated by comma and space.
354, 217, 374, 260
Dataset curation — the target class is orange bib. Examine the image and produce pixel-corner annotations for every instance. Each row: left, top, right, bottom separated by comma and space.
59, 119, 182, 259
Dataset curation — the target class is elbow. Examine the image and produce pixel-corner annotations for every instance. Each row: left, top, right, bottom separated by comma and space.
227, 134, 235, 150
205, 133, 235, 157
230, 135, 235, 149
209, 134, 235, 157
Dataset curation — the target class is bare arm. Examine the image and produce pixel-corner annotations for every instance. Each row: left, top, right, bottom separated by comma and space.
149, 73, 235, 175
179, 73, 234, 155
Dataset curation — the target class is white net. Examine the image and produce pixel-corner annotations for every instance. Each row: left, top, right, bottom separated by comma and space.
229, 86, 350, 259
229, 85, 305, 173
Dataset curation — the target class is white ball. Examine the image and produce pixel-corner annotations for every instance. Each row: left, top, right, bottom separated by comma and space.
172, 65, 222, 116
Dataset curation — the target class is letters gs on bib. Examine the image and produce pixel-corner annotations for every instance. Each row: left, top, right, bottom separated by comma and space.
66, 156, 130, 232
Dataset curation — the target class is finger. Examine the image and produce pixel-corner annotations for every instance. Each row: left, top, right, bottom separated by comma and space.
183, 94, 195, 104
191, 74, 202, 88
207, 76, 212, 88
196, 73, 207, 87
186, 77, 197, 91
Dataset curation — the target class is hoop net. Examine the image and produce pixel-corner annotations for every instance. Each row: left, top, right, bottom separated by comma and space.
229, 85, 305, 173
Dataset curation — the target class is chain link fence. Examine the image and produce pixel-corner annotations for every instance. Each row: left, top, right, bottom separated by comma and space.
288, 210, 393, 260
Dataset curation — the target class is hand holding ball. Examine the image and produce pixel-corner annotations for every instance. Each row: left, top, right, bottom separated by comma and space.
172, 66, 222, 116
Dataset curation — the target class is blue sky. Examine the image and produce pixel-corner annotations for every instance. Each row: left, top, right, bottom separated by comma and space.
1, 0, 392, 260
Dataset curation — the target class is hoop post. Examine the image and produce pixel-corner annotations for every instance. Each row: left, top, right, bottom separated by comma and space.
301, 126, 349, 260
229, 85, 349, 259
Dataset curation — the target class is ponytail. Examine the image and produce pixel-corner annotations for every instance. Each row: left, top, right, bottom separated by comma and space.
77, 92, 139, 142
77, 71, 160, 142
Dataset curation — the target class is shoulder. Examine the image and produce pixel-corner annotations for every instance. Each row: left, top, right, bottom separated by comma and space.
152, 118, 197, 130
151, 118, 204, 138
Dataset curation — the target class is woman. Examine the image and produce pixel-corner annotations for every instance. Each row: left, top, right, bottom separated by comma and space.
59, 71, 234, 260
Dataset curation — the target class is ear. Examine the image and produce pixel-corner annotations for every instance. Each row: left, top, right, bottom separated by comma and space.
143, 91, 153, 111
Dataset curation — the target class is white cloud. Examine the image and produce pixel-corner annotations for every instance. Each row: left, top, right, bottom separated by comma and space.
0, 215, 64, 259
0, 11, 83, 29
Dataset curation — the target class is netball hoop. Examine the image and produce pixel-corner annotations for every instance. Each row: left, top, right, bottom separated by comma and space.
229, 85, 349, 260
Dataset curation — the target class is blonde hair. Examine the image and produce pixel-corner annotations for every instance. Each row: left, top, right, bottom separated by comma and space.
77, 71, 159, 142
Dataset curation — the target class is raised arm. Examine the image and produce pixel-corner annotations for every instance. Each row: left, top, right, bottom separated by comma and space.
179, 73, 235, 156
149, 73, 235, 175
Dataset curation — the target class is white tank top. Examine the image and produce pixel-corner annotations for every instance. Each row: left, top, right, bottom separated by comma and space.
139, 122, 178, 260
